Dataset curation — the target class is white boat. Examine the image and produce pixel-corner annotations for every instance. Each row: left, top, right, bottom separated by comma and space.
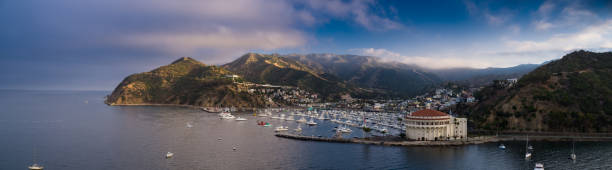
525, 135, 532, 159
570, 140, 577, 160
525, 152, 532, 159
307, 118, 317, 126
186, 123, 193, 128
380, 127, 388, 133
274, 126, 289, 132
534, 163, 544, 170
294, 124, 302, 132
499, 144, 506, 150
235, 117, 247, 121
337, 125, 352, 133
271, 115, 280, 119
317, 112, 326, 120
166, 152, 174, 158
29, 148, 43, 170
28, 164, 43, 170
219, 112, 236, 119
286, 115, 295, 121
280, 114, 286, 120
297, 116, 307, 123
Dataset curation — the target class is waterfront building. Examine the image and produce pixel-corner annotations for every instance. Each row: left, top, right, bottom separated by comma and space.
405, 109, 467, 141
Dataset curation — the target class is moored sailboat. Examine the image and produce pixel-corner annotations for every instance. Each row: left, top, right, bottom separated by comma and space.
570, 139, 577, 160
525, 135, 532, 159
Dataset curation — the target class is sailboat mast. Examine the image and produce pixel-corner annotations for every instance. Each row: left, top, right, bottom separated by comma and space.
572, 139, 575, 154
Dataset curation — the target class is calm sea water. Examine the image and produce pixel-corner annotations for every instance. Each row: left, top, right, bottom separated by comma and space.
1, 90, 611, 170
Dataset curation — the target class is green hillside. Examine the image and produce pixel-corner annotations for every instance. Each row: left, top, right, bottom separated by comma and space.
223, 53, 356, 100
467, 51, 612, 132
106, 57, 270, 107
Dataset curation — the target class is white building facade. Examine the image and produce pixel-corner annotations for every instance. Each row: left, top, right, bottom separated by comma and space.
405, 109, 467, 141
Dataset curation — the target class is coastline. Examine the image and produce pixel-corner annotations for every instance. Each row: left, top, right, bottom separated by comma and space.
106, 102, 308, 111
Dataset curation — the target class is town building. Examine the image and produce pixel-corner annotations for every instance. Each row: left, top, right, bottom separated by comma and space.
404, 109, 467, 141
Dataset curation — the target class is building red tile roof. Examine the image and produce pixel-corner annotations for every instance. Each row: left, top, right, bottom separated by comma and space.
410, 109, 448, 117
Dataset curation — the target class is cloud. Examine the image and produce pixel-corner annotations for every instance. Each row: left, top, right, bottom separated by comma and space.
350, 48, 492, 69
122, 27, 306, 54
508, 20, 612, 52
536, 0, 556, 17
483, 12, 509, 25
531, 1, 600, 31
463, 0, 512, 26
534, 20, 554, 30
508, 25, 521, 35
298, 0, 403, 31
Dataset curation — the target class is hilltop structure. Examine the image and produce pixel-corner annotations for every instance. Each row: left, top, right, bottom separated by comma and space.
405, 109, 467, 141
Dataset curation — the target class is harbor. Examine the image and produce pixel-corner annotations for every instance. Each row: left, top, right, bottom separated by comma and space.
4, 91, 612, 169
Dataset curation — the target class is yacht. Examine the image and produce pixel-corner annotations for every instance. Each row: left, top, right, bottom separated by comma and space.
307, 118, 317, 126
280, 114, 286, 120
337, 125, 352, 133
380, 127, 388, 133
286, 115, 295, 121
186, 123, 193, 128
499, 144, 506, 150
166, 152, 174, 158
297, 116, 307, 123
271, 114, 280, 119
317, 112, 326, 120
294, 124, 302, 132
323, 112, 331, 120
219, 112, 236, 119
274, 126, 289, 132
525, 152, 532, 159
534, 163, 544, 170
28, 164, 43, 170
235, 117, 247, 121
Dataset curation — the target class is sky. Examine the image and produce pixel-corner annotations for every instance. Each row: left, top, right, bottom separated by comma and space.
1, 0, 612, 90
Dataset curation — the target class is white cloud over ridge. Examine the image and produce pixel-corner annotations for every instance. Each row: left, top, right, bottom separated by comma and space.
352, 20, 612, 69
351, 48, 493, 69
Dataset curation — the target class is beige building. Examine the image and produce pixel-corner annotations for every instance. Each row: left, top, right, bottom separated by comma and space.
405, 109, 467, 141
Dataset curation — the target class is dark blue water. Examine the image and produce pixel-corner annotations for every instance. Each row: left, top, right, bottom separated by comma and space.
1, 90, 611, 170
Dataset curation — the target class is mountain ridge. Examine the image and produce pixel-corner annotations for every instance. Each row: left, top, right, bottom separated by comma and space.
285, 54, 442, 97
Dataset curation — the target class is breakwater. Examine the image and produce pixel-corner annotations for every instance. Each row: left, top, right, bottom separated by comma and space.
274, 133, 495, 146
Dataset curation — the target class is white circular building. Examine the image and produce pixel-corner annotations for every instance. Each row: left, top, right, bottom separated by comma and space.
405, 109, 467, 141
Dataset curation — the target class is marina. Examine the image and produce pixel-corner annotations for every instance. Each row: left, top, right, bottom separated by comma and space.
3, 91, 612, 169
